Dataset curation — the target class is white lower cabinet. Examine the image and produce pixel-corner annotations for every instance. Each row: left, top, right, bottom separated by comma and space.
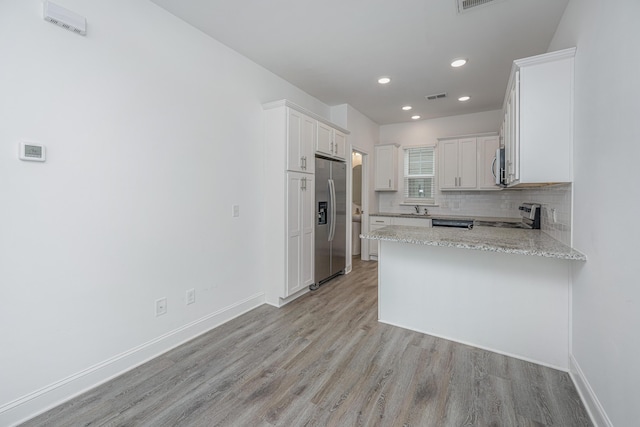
369, 216, 431, 257
368, 216, 391, 257
391, 217, 432, 227
286, 172, 314, 297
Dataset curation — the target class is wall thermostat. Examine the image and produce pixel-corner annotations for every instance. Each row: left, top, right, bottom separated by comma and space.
19, 141, 46, 162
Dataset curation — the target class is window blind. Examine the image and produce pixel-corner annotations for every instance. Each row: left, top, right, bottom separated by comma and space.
404, 147, 435, 202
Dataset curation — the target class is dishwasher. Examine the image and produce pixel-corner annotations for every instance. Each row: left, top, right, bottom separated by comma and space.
431, 218, 474, 230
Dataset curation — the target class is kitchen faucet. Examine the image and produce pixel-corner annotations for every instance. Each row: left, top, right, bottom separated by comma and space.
414, 205, 420, 213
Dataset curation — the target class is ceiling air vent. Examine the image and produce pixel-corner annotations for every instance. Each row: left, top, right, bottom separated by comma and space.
457, 0, 500, 14
426, 93, 447, 101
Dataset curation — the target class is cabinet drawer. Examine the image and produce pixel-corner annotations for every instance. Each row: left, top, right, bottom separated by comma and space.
370, 216, 391, 226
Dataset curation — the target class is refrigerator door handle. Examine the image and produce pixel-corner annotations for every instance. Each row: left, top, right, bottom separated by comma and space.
328, 178, 336, 242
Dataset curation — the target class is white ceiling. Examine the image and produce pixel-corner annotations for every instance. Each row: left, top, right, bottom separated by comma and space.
149, 0, 569, 125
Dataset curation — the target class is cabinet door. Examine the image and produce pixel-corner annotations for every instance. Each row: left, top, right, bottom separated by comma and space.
287, 109, 303, 172
288, 110, 316, 173
286, 173, 302, 296
369, 216, 391, 256
286, 173, 313, 296
317, 122, 333, 156
478, 136, 501, 190
391, 217, 432, 227
333, 130, 346, 159
374, 145, 397, 191
301, 115, 316, 173
439, 139, 459, 189
458, 138, 477, 189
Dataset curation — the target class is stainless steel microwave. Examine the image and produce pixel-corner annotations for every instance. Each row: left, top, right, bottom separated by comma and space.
495, 147, 506, 187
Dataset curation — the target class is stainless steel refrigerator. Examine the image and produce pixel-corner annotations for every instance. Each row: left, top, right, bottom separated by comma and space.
312, 157, 346, 289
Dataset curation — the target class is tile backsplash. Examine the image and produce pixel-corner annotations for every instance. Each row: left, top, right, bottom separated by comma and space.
378, 184, 572, 245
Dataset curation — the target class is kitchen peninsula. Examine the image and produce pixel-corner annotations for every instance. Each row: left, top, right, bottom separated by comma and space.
361, 225, 586, 370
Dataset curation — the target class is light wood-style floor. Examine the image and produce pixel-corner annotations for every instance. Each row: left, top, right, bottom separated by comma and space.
23, 258, 592, 426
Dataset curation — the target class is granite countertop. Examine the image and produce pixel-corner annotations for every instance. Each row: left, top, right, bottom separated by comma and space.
361, 225, 586, 261
369, 213, 521, 223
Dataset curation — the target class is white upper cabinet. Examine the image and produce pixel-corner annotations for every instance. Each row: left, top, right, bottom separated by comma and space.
374, 144, 398, 191
333, 130, 346, 159
317, 122, 347, 160
287, 109, 316, 174
317, 122, 333, 156
502, 47, 576, 187
477, 135, 501, 190
438, 137, 477, 190
438, 134, 501, 191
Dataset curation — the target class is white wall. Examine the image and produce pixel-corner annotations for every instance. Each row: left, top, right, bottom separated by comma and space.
340, 105, 379, 219
331, 104, 379, 264
378, 110, 502, 213
379, 110, 503, 147
0, 1, 331, 424
378, 111, 573, 245
549, 1, 640, 425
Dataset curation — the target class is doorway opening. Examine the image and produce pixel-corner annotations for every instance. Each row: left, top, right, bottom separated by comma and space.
351, 149, 369, 260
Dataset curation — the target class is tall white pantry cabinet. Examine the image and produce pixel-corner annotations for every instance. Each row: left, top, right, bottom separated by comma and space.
263, 100, 349, 307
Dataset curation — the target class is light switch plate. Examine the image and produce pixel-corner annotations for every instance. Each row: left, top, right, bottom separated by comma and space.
232, 205, 240, 217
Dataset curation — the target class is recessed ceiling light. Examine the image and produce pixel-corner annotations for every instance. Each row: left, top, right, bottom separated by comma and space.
451, 58, 467, 68
378, 77, 391, 84
402, 105, 412, 111
458, 96, 471, 102
411, 115, 421, 120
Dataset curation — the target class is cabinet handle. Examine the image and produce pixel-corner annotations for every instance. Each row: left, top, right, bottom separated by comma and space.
334, 142, 338, 155
330, 141, 334, 153
388, 179, 391, 188
303, 156, 307, 170
301, 177, 306, 190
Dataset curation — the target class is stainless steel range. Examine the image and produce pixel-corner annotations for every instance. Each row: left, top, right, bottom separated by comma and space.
475, 202, 542, 229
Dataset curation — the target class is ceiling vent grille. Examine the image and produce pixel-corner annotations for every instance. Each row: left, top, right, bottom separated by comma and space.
426, 93, 447, 101
457, 0, 499, 13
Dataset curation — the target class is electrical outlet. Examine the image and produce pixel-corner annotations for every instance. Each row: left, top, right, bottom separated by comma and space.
551, 208, 557, 223
232, 205, 240, 217
155, 297, 167, 317
186, 288, 195, 305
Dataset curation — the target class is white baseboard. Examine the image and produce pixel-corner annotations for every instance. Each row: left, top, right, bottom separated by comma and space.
569, 354, 612, 427
0, 293, 265, 427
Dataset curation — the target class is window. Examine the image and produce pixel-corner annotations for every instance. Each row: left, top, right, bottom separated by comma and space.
404, 146, 435, 203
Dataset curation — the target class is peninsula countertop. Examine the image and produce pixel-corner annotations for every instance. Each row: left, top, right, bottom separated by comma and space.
361, 225, 586, 261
